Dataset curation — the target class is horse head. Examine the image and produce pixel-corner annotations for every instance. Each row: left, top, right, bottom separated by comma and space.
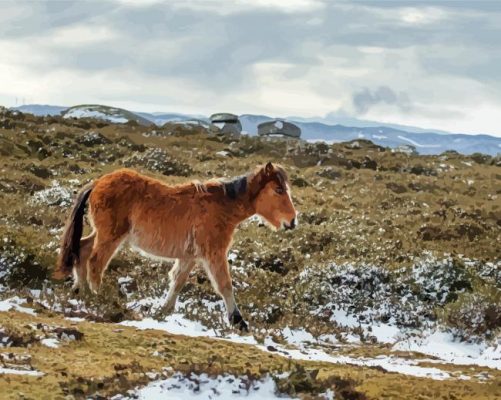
252, 162, 298, 230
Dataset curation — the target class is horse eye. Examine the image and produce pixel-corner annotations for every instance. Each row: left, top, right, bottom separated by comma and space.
275, 187, 284, 194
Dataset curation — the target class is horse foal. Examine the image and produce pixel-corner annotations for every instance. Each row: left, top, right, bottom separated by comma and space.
54, 162, 297, 331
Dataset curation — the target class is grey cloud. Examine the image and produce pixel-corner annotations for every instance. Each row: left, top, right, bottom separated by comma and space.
25, 4, 324, 92
353, 86, 411, 114
351, 1, 501, 13
3, 0, 500, 89
0, 1, 115, 38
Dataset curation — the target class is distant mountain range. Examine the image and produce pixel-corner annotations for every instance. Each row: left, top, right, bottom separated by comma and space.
238, 114, 501, 156
13, 104, 68, 116
11, 104, 501, 156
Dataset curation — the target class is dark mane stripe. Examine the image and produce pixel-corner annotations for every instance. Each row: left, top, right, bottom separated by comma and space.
274, 170, 287, 188
223, 175, 248, 199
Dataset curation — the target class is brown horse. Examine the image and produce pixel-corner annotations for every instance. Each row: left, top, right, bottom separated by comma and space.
54, 162, 297, 330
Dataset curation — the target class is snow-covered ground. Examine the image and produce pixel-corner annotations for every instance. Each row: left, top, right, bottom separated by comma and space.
120, 297, 500, 380
120, 313, 447, 380
112, 372, 296, 400
1, 294, 499, 382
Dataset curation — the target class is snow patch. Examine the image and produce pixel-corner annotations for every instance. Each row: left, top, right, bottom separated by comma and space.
112, 372, 291, 399
64, 107, 128, 123
31, 180, 72, 207
394, 330, 501, 370
258, 337, 450, 380
0, 296, 36, 315
121, 315, 214, 338
0, 367, 43, 376
41, 338, 60, 348
397, 135, 441, 148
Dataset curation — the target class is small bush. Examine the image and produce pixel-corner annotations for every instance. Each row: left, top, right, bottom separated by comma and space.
122, 147, 193, 176
0, 241, 49, 289
440, 284, 501, 340
406, 256, 472, 305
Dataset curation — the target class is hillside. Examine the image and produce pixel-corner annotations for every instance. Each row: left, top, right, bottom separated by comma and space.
62, 104, 154, 127
11, 104, 67, 116
11, 104, 501, 156
0, 106, 500, 399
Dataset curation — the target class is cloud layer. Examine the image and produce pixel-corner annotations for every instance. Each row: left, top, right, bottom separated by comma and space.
1, 0, 500, 135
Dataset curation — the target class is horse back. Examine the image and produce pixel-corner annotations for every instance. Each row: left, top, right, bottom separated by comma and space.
89, 169, 210, 258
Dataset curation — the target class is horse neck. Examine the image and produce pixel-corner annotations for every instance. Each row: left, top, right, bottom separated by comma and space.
214, 170, 265, 226
223, 193, 256, 226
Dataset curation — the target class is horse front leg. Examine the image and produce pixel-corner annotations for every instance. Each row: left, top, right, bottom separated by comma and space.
204, 255, 248, 332
155, 258, 196, 318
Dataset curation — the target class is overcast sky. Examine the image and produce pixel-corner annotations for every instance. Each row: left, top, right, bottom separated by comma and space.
1, 0, 500, 135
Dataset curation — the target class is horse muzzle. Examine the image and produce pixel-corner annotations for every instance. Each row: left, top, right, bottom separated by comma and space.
283, 217, 297, 230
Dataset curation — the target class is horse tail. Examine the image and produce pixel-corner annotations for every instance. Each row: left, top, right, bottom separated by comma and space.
53, 182, 94, 279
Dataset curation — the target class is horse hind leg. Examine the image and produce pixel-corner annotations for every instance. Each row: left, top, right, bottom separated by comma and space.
87, 235, 126, 293
72, 233, 95, 293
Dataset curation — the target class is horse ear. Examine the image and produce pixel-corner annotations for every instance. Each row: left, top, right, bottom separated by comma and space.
265, 162, 274, 175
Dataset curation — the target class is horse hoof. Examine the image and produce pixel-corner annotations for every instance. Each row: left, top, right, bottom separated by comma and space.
152, 305, 172, 321
72, 287, 80, 295
229, 310, 249, 332
238, 319, 249, 332
152, 311, 165, 321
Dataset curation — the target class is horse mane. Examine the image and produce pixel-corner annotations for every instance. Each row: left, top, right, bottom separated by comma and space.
215, 164, 288, 200
164, 176, 246, 199
222, 175, 248, 199
173, 164, 288, 200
